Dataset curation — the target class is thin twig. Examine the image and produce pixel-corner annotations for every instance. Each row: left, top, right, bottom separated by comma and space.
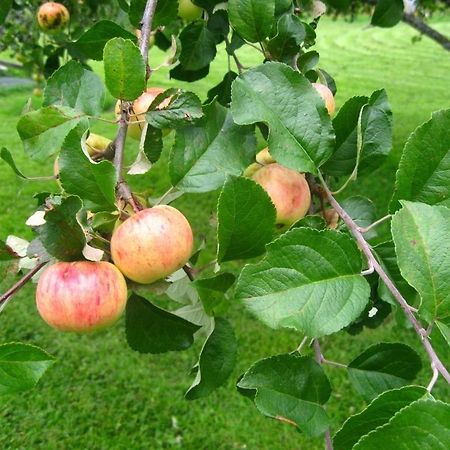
358, 215, 391, 233
318, 173, 450, 386
313, 340, 334, 450
225, 36, 244, 74
296, 336, 309, 353
183, 265, 195, 281
0, 261, 47, 312
139, 0, 159, 78
427, 363, 439, 392
322, 359, 347, 369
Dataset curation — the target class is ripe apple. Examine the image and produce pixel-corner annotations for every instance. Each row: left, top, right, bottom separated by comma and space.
312, 82, 335, 116
178, 0, 202, 21
36, 2, 70, 34
251, 164, 311, 226
36, 261, 128, 332
111, 206, 194, 284
115, 87, 170, 141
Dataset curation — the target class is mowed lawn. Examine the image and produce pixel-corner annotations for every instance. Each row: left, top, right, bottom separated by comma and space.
0, 16, 450, 450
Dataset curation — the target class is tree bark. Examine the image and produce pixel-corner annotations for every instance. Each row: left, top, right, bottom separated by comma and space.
402, 13, 450, 52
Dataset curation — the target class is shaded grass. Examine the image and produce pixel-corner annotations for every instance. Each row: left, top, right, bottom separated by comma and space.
0, 17, 449, 450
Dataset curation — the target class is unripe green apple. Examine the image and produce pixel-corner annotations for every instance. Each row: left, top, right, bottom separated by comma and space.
115, 87, 170, 141
251, 164, 311, 226
37, 2, 70, 34
312, 82, 335, 116
36, 261, 128, 332
53, 133, 111, 177
85, 133, 112, 156
178, 0, 202, 21
111, 206, 194, 284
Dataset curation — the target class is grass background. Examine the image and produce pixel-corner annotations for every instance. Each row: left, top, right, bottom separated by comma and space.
0, 16, 450, 450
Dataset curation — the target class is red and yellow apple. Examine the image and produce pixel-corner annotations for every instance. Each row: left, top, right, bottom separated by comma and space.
178, 0, 202, 21
115, 87, 170, 141
36, 261, 128, 332
37, 2, 70, 34
111, 205, 194, 284
312, 82, 335, 116
251, 163, 311, 226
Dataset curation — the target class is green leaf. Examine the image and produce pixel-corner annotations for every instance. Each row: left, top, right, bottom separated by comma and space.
1, 148, 28, 179
392, 201, 450, 322
194, 273, 236, 316
146, 89, 203, 129
231, 62, 335, 174
323, 90, 392, 176
371, 0, 404, 28
179, 21, 217, 71
59, 128, 117, 212
390, 109, 450, 212
17, 106, 86, 161
71, 21, 137, 61
348, 343, 422, 401
236, 228, 370, 337
104, 38, 146, 101
185, 318, 237, 399
228, 0, 276, 43
129, 0, 178, 28
237, 354, 331, 437
436, 320, 450, 347
206, 71, 238, 107
0, 343, 55, 395
322, 95, 367, 176
128, 126, 164, 174
353, 399, 450, 449
297, 50, 320, 73
170, 63, 210, 82
125, 293, 200, 354
217, 177, 276, 262
37, 196, 87, 262
373, 241, 417, 307
267, 14, 306, 63
333, 386, 428, 450
339, 196, 378, 240
43, 60, 105, 116
170, 100, 256, 192
0, 0, 12, 25
291, 215, 327, 230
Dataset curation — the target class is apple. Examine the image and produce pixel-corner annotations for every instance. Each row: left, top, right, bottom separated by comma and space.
111, 205, 194, 284
251, 163, 311, 226
312, 82, 335, 116
53, 133, 112, 177
36, 261, 128, 332
115, 87, 171, 141
178, 0, 202, 21
256, 147, 276, 165
33, 87, 43, 97
85, 133, 112, 157
36, 2, 70, 34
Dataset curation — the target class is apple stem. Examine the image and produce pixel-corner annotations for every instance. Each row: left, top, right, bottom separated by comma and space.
0, 261, 47, 312
313, 339, 335, 450
318, 172, 450, 386
183, 265, 195, 282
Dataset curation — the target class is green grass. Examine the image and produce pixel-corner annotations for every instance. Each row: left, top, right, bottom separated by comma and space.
1, 17, 450, 450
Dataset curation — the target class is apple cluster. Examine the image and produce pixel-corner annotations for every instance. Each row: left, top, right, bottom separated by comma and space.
34, 17, 335, 333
